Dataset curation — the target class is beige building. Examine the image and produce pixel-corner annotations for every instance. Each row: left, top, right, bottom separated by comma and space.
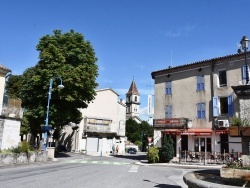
151, 52, 250, 157
59, 88, 126, 156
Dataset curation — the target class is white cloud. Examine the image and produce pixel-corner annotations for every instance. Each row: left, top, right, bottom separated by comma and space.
165, 24, 196, 37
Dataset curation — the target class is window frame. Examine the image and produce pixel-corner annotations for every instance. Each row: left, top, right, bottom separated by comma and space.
165, 105, 172, 119
197, 102, 206, 119
197, 75, 205, 91
165, 81, 172, 95
218, 69, 227, 87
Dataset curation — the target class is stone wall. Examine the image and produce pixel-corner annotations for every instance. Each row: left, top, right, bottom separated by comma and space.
0, 151, 47, 166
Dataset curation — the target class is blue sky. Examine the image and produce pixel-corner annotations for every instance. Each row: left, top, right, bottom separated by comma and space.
0, 0, 250, 122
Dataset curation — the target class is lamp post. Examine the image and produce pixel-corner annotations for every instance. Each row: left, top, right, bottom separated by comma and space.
240, 36, 249, 85
43, 77, 64, 151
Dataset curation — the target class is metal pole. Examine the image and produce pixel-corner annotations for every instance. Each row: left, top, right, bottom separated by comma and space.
244, 49, 249, 84
43, 79, 53, 151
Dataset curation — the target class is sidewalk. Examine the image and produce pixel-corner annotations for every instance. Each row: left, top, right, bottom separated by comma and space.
135, 160, 224, 169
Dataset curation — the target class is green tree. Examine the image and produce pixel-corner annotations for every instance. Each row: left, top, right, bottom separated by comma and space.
5, 29, 99, 135
126, 118, 154, 151
160, 134, 174, 162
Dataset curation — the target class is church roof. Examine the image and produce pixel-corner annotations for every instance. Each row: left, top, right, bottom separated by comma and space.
126, 80, 140, 95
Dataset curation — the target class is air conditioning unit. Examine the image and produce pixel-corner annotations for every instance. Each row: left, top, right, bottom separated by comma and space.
218, 120, 229, 128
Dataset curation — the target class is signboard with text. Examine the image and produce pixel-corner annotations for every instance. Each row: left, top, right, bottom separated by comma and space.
153, 118, 188, 129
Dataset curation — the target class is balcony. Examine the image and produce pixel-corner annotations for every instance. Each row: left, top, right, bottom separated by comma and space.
85, 124, 111, 133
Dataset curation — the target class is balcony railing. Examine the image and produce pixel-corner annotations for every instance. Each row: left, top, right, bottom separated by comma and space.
85, 124, 111, 133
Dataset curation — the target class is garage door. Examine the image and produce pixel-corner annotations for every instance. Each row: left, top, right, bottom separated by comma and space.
87, 137, 98, 152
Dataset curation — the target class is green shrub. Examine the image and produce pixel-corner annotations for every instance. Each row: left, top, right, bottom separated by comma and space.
159, 134, 174, 162
20, 141, 31, 153
10, 146, 22, 154
9, 142, 31, 154
147, 147, 159, 163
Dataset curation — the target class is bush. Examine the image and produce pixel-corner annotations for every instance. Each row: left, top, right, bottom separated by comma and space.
159, 134, 174, 162
20, 141, 31, 153
9, 142, 31, 154
10, 146, 22, 154
147, 147, 159, 163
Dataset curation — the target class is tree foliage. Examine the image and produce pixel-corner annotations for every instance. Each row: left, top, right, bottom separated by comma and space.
125, 118, 153, 150
5, 30, 99, 135
159, 134, 174, 162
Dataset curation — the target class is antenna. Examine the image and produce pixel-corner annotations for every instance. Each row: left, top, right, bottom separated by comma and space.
171, 50, 172, 67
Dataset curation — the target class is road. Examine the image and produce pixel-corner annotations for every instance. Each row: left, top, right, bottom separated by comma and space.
0, 153, 195, 188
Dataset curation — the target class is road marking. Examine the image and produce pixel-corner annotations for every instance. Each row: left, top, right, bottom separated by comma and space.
128, 165, 138, 173
64, 159, 130, 166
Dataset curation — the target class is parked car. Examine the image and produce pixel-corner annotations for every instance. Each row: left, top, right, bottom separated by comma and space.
127, 148, 137, 154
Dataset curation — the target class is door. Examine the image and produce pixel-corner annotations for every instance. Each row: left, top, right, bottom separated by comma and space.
181, 135, 188, 151
87, 137, 98, 152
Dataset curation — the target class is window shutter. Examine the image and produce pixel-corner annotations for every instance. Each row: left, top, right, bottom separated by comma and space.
213, 96, 219, 117
201, 103, 206, 118
228, 95, 233, 116
197, 103, 201, 118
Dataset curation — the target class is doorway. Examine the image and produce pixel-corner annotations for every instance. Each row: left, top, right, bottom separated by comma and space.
194, 137, 211, 152
181, 135, 188, 151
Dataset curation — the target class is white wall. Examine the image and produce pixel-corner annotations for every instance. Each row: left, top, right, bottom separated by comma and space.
1, 119, 21, 150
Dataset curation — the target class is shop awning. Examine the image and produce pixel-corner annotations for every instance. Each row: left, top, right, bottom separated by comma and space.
215, 129, 228, 134
163, 129, 212, 136
181, 129, 212, 136
163, 129, 181, 135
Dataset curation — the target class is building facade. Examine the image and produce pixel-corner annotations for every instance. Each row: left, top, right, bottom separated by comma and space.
59, 88, 126, 156
151, 52, 250, 157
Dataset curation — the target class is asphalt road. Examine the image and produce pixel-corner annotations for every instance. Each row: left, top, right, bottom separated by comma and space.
0, 153, 194, 188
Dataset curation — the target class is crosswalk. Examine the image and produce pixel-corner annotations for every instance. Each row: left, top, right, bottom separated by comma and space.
64, 159, 130, 166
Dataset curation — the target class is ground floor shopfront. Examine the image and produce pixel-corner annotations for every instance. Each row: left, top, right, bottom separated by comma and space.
154, 128, 242, 159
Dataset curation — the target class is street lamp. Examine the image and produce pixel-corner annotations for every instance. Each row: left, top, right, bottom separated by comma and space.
43, 76, 64, 151
240, 36, 249, 85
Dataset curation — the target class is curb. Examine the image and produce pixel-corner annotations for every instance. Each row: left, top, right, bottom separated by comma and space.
135, 161, 223, 169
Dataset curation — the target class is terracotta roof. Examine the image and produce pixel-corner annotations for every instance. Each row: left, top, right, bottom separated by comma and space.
151, 52, 249, 79
0, 64, 11, 74
126, 80, 140, 95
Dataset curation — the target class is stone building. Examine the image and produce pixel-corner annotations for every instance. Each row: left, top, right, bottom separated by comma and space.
151, 51, 250, 157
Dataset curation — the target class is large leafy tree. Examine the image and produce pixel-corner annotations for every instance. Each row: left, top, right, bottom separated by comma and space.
6, 30, 99, 135
126, 118, 153, 151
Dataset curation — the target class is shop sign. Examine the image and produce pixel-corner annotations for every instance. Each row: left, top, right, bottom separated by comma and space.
153, 118, 187, 129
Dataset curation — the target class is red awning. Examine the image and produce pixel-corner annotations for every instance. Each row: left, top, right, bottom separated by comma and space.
181, 129, 212, 136
215, 129, 229, 134
163, 129, 213, 136
163, 129, 181, 135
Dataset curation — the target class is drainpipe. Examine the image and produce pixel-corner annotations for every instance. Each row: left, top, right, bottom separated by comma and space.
210, 61, 215, 130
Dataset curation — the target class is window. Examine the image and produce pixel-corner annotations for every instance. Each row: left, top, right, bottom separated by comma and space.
127, 96, 131, 102
135, 96, 137, 102
165, 105, 172, 118
165, 82, 172, 95
242, 65, 250, 84
197, 103, 206, 119
218, 70, 227, 87
213, 95, 233, 116
197, 76, 204, 91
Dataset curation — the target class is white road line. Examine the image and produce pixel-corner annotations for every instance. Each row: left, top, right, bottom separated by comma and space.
80, 161, 88, 163
114, 162, 120, 165
92, 161, 98, 164
103, 161, 109, 164
128, 165, 138, 173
